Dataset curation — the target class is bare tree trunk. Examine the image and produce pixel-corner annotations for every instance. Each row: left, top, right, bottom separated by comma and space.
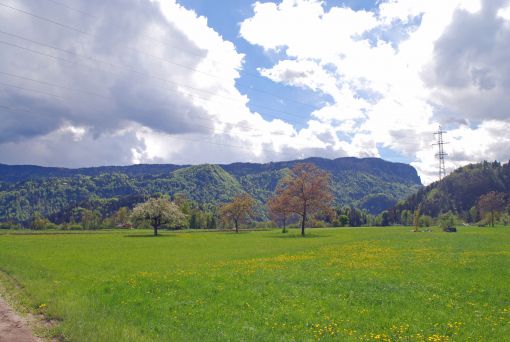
153, 217, 160, 236
300, 201, 308, 236
235, 219, 239, 233
282, 216, 287, 233
301, 210, 306, 236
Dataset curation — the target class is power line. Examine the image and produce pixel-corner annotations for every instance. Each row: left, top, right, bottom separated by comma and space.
433, 126, 448, 181
39, 0, 322, 110
0, 70, 361, 161
0, 38, 310, 135
0, 73, 336, 153
0, 58, 400, 158
2, 1, 323, 111
0, 30, 313, 125
0, 70, 297, 136
0, 103, 316, 157
0, 80, 67, 100
0, 2, 339, 156
40, 0, 252, 76
0, 70, 110, 100
0, 80, 291, 139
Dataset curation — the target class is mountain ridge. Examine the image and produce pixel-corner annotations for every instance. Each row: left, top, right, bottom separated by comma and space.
0, 157, 421, 185
0, 157, 422, 223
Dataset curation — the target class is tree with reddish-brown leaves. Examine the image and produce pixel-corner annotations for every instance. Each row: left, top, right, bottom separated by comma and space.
267, 187, 293, 233
477, 191, 507, 227
220, 194, 255, 233
276, 163, 333, 236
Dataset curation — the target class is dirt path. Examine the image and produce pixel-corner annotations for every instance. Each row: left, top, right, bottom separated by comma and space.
0, 296, 40, 342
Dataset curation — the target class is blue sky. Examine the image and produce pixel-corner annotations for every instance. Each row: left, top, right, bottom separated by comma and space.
177, 0, 333, 131
177, 0, 411, 162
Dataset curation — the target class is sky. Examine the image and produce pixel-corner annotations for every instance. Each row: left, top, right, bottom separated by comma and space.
1, 0, 510, 184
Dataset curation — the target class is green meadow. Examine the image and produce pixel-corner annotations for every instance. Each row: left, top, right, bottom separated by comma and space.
0, 227, 509, 341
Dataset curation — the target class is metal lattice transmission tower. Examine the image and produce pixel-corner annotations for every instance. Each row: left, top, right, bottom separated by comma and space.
433, 126, 448, 181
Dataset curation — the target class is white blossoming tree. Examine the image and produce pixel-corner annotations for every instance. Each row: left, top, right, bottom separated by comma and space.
131, 197, 187, 236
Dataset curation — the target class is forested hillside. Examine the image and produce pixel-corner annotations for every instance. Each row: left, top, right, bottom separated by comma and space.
0, 157, 422, 223
391, 161, 510, 222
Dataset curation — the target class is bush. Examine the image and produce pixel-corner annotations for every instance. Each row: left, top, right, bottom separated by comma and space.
500, 213, 510, 226
133, 220, 151, 230
32, 219, 60, 230
0, 221, 22, 229
439, 212, 457, 229
63, 223, 84, 231
419, 215, 432, 227
253, 221, 274, 229
310, 220, 328, 228
337, 215, 349, 227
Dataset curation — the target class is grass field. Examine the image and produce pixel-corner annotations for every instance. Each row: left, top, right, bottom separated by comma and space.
0, 227, 509, 341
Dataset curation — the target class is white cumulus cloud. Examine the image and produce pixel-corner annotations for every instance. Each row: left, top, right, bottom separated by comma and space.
239, 0, 510, 184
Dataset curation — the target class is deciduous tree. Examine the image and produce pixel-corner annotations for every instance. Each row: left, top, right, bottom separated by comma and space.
439, 211, 457, 230
31, 211, 53, 230
131, 197, 187, 236
413, 210, 420, 232
219, 194, 255, 233
401, 210, 411, 226
112, 207, 131, 227
267, 189, 292, 233
477, 192, 507, 227
276, 163, 333, 236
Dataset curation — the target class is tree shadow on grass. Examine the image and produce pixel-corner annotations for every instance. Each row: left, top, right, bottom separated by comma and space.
269, 233, 329, 239
124, 234, 176, 238
222, 231, 252, 234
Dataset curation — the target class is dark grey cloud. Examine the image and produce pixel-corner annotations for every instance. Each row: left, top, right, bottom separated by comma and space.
0, 126, 144, 167
0, 90, 65, 143
0, 0, 211, 145
448, 149, 472, 162
424, 0, 510, 122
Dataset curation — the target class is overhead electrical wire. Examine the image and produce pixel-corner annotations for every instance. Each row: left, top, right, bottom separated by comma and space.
0, 30, 313, 125
38, 0, 324, 111
0, 70, 293, 137
0, 70, 110, 100
0, 95, 266, 139
0, 1, 339, 157
0, 37, 315, 137
0, 104, 318, 157
2, 1, 324, 111
0, 75, 327, 154
0, 76, 284, 139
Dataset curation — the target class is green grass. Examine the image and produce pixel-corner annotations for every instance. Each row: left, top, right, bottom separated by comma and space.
0, 227, 509, 341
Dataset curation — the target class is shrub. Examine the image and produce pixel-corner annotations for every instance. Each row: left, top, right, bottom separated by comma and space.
64, 223, 84, 231
439, 212, 457, 229
419, 215, 432, 227
0, 221, 21, 229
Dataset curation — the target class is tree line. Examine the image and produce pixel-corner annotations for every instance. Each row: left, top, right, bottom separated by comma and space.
2, 162, 509, 233
0, 160, 421, 224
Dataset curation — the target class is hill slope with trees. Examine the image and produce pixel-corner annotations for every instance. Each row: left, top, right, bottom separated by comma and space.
0, 157, 422, 224
391, 161, 510, 223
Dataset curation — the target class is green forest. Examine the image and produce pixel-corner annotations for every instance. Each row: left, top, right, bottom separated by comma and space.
0, 158, 509, 230
391, 161, 510, 225
0, 157, 421, 228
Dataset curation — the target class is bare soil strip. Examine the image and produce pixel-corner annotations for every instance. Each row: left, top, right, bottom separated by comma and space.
0, 296, 40, 342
